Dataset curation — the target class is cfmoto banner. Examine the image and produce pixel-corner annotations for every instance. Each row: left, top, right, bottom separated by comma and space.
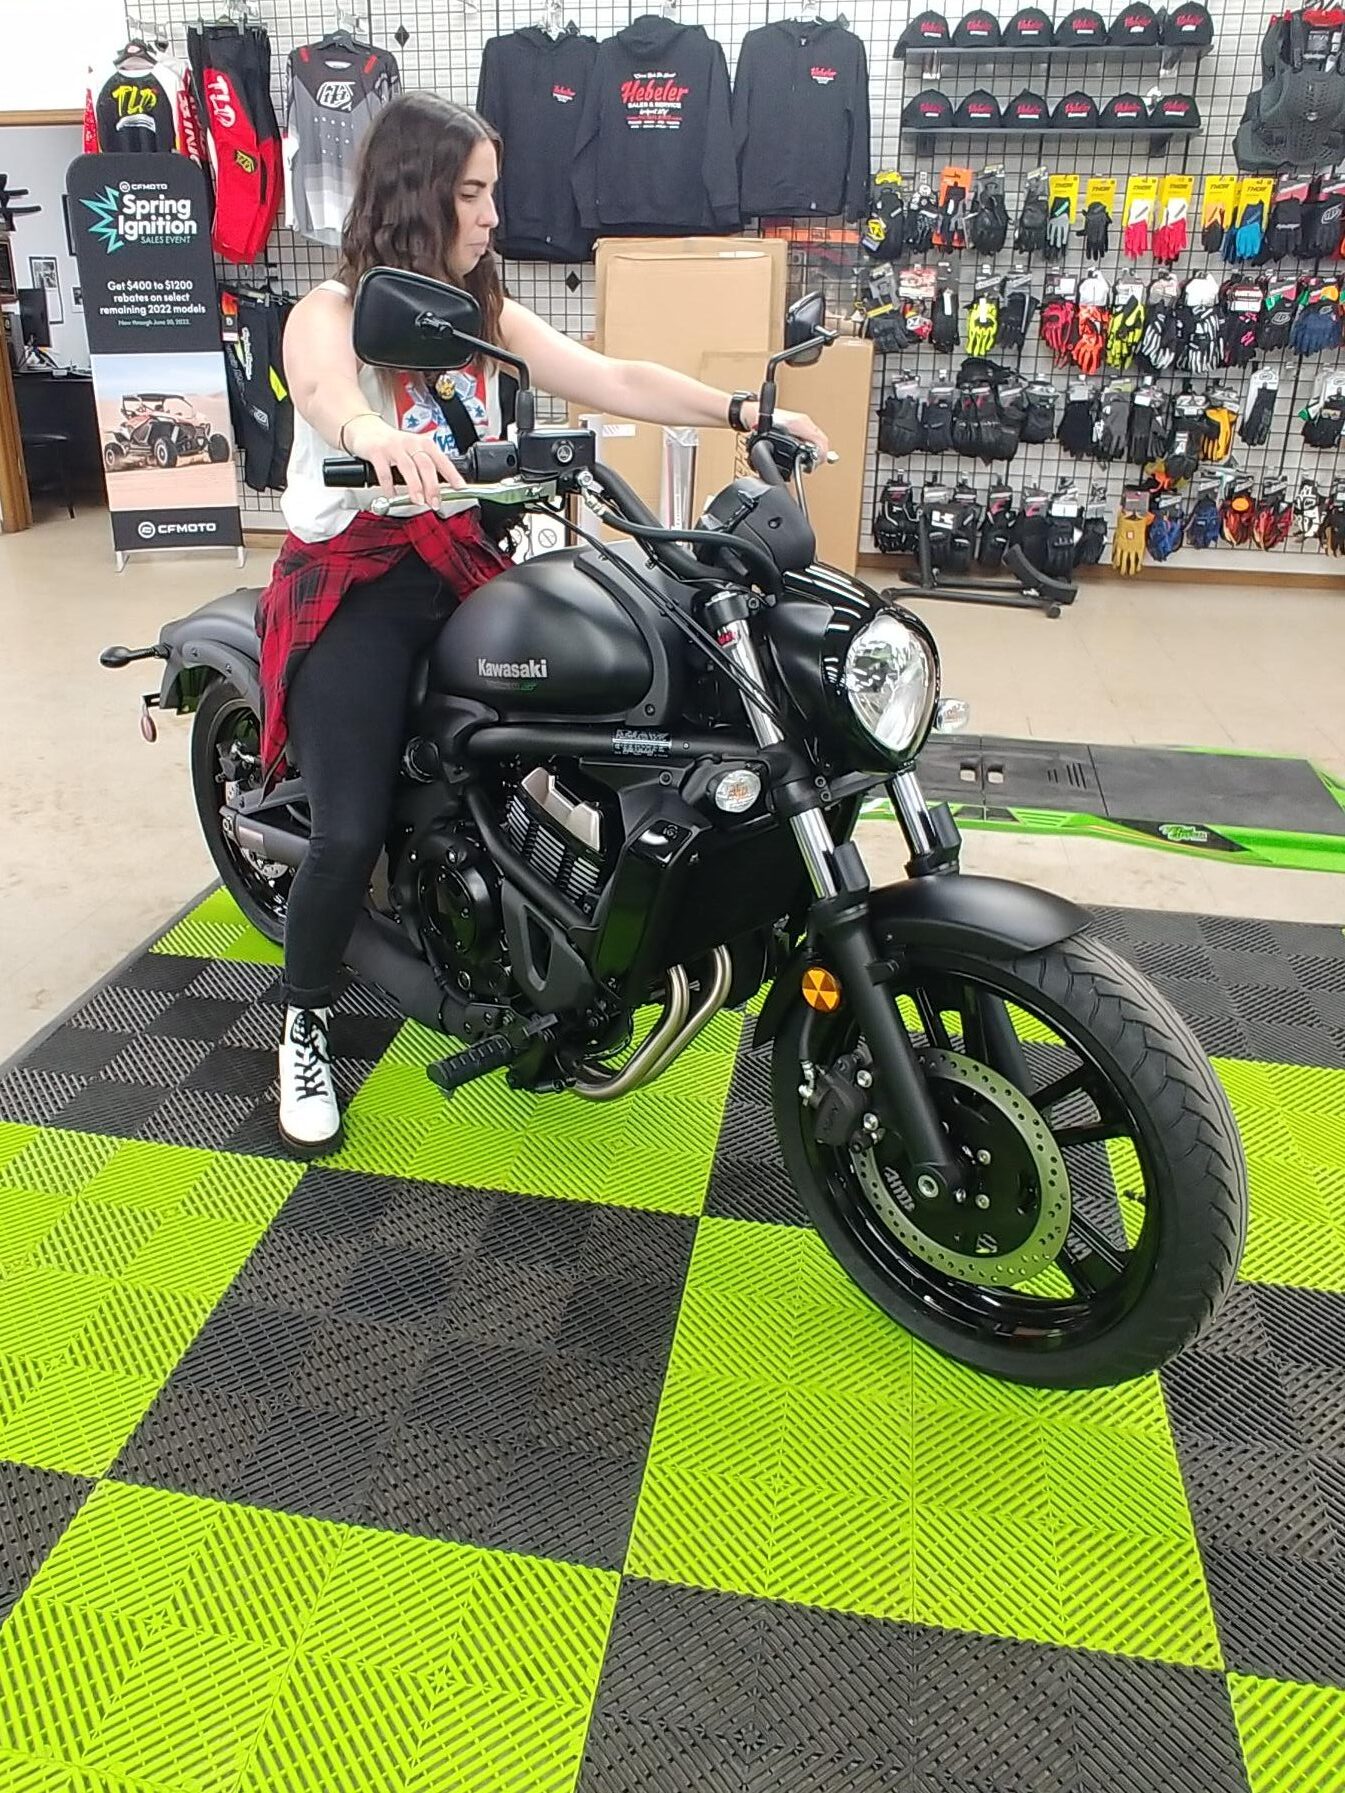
67, 153, 243, 556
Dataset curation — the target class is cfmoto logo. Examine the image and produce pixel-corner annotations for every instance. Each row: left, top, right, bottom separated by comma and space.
138, 520, 157, 539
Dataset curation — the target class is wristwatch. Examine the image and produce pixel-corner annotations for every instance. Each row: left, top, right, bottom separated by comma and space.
727, 391, 757, 433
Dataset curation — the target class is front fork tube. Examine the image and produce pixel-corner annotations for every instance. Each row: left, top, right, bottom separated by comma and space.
711, 607, 967, 1201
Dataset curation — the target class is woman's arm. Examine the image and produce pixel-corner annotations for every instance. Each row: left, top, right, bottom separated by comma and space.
283, 286, 464, 504
498, 297, 829, 453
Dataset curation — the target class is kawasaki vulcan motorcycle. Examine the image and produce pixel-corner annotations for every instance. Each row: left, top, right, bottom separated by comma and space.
104, 269, 1248, 1387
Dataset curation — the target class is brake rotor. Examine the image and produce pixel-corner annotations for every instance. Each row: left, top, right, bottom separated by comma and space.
850, 1049, 1070, 1288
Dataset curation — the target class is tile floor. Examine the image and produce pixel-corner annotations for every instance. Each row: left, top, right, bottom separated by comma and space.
1, 504, 1342, 1064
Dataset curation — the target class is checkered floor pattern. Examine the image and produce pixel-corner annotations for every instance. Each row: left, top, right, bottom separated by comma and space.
0, 888, 1343, 1791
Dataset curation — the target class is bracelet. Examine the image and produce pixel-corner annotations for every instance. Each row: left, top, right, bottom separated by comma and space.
727, 391, 757, 433
338, 410, 381, 453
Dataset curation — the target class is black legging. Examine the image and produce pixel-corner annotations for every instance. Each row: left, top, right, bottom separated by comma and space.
284, 553, 456, 1008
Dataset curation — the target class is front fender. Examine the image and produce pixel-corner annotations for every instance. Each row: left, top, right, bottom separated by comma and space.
753, 875, 1090, 1047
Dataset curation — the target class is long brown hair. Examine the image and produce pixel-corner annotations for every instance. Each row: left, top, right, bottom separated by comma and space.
336, 93, 504, 353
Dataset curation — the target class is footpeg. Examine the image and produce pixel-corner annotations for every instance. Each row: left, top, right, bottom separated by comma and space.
427, 1034, 519, 1096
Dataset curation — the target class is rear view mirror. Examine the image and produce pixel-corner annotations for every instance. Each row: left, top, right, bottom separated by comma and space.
352, 268, 484, 371
784, 291, 827, 366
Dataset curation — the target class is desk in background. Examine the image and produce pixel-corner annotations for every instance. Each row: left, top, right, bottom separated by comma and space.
14, 370, 102, 489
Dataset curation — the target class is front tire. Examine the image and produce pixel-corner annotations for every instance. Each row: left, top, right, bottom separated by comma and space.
772, 928, 1247, 1387
190, 679, 292, 945
207, 433, 231, 463
153, 435, 177, 468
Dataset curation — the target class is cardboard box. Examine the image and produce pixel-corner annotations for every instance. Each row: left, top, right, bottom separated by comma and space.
779, 335, 874, 576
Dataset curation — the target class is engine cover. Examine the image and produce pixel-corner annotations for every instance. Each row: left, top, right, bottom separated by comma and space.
397, 824, 509, 1002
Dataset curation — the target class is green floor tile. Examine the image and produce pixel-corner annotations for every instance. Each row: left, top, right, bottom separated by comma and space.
0, 1122, 39, 1176
766, 1478, 913, 1617
151, 889, 283, 965
913, 1510, 1063, 1645
0, 1363, 166, 1479
3, 1483, 617, 1793
1042, 1426, 1193, 1535
1241, 1158, 1345, 1290
1055, 1524, 1221, 1667
1231, 1675, 1345, 1793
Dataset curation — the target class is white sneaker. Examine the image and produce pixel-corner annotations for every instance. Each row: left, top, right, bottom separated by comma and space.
278, 1006, 343, 1157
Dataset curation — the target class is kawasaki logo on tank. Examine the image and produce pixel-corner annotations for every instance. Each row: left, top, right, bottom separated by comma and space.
478, 657, 549, 679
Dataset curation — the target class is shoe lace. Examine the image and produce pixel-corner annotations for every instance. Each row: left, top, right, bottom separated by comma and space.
290, 1010, 332, 1101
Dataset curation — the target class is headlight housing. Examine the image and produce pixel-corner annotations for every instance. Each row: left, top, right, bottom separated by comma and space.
842, 613, 937, 761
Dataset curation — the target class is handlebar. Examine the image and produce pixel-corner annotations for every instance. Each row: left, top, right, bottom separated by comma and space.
322, 439, 522, 488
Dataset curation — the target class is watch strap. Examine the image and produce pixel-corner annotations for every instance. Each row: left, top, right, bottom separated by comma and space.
728, 391, 756, 433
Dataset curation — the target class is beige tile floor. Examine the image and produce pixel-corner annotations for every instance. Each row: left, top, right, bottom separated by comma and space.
1, 502, 1341, 1064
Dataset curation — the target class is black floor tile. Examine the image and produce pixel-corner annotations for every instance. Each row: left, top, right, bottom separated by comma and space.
405, 1340, 544, 1442
444, 1258, 576, 1351
113, 1385, 273, 1499
0, 1463, 94, 1622
757, 1604, 915, 1764
275, 1167, 396, 1239
0, 1067, 89, 1125
232, 1405, 389, 1523
172, 1304, 313, 1404
912, 1629, 1077, 1793
597, 1580, 764, 1742
1162, 1352, 1303, 1453
49, 1079, 171, 1138
578, 1715, 752, 1793
1068, 1654, 1251, 1793
557, 1274, 683, 1363
336, 1239, 463, 1325
486, 1441, 642, 1568
23, 1026, 137, 1079
363, 1420, 512, 1544
142, 995, 250, 1042
1177, 1439, 1339, 1562
1205, 1548, 1345, 1688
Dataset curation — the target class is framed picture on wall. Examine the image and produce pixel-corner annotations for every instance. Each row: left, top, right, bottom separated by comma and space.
29, 255, 63, 325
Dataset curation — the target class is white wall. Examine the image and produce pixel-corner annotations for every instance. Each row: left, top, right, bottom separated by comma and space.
0, 125, 89, 365
0, 0, 125, 114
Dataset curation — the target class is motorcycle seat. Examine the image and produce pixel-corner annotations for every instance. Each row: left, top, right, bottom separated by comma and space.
160, 587, 262, 663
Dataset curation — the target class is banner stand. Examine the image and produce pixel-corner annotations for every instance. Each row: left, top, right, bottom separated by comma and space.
67, 152, 244, 569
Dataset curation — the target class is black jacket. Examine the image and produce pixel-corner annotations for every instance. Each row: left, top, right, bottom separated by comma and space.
572, 15, 739, 234
476, 28, 599, 260
732, 20, 871, 219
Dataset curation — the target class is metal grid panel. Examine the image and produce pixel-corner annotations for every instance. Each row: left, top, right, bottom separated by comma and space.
127, 0, 1342, 553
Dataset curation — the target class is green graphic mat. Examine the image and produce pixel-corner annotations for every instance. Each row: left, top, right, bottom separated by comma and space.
0, 888, 1343, 1790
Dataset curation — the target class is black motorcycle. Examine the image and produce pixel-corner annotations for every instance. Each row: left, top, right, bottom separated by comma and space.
104, 268, 1247, 1388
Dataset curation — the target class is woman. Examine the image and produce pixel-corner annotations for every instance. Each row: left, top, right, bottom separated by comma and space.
264, 91, 828, 1156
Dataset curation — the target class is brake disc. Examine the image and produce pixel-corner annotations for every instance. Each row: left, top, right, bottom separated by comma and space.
850, 1049, 1071, 1288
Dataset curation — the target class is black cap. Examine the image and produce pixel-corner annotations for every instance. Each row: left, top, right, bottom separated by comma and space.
1151, 91, 1202, 128
952, 8, 1003, 45
901, 87, 956, 126
1004, 5, 1053, 42
1108, 2, 1161, 43
900, 9, 952, 48
1055, 7, 1107, 42
1162, 1, 1213, 44
1005, 87, 1051, 126
954, 87, 1004, 125
1054, 89, 1101, 126
1100, 90, 1149, 125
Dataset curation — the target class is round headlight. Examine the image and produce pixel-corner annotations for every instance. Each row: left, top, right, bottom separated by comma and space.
842, 614, 936, 759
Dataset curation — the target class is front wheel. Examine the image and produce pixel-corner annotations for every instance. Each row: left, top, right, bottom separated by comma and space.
772, 929, 1248, 1387
207, 433, 231, 463
190, 679, 292, 945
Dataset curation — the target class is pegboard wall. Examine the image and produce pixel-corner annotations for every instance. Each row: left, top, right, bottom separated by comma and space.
123, 0, 1342, 556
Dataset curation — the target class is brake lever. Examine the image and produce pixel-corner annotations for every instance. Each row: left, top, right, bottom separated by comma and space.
371, 478, 558, 518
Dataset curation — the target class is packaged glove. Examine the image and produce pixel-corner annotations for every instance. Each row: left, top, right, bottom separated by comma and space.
1201, 202, 1230, 255
931, 282, 960, 353
1022, 383, 1058, 444
1290, 279, 1343, 357
1059, 392, 1096, 457
874, 476, 919, 555
1011, 491, 1050, 571
1128, 386, 1169, 464
1122, 194, 1152, 259
1111, 509, 1149, 575
970, 171, 1010, 253
1153, 194, 1189, 265
1041, 294, 1078, 365
951, 387, 981, 456
1045, 195, 1073, 261
1082, 201, 1111, 262
1177, 275, 1222, 375
921, 385, 956, 455
1093, 387, 1131, 461
861, 172, 907, 261
1294, 478, 1323, 539
1185, 492, 1220, 547
1106, 292, 1145, 368
907, 180, 939, 253
1220, 278, 1263, 367
1234, 200, 1265, 261
978, 484, 1015, 567
878, 379, 923, 457
1305, 185, 1345, 259
947, 482, 980, 573
1016, 175, 1049, 254
1302, 393, 1345, 450
1147, 496, 1185, 560
1073, 303, 1109, 376
867, 307, 911, 355
998, 280, 1036, 350
965, 294, 999, 356
1137, 301, 1179, 373
1202, 402, 1237, 463
1265, 194, 1302, 260
994, 380, 1028, 459
1240, 368, 1279, 446
938, 176, 969, 250
1257, 279, 1297, 353
1253, 484, 1293, 549
1044, 510, 1076, 578
1220, 483, 1256, 545
1075, 513, 1107, 565
1320, 487, 1345, 555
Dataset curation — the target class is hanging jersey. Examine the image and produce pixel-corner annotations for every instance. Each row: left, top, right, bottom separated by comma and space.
286, 40, 400, 247
84, 58, 206, 162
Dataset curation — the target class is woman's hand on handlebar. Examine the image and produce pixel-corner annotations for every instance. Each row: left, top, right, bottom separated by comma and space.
341, 415, 465, 508
773, 408, 829, 458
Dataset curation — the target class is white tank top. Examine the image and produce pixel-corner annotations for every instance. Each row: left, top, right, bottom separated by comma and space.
281, 278, 502, 543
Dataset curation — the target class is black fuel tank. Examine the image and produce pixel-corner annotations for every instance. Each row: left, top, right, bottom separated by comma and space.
429, 548, 658, 715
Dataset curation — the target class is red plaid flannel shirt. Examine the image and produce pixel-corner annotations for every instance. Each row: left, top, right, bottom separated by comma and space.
256, 508, 511, 774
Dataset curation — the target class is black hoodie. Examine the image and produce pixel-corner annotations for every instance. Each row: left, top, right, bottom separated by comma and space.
732, 20, 871, 218
477, 28, 599, 260
572, 15, 739, 234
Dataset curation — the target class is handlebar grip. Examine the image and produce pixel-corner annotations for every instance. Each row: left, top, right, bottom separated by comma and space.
749, 439, 787, 487
322, 454, 376, 487
321, 443, 521, 489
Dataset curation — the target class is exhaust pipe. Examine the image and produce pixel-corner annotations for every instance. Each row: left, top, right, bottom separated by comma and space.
227, 810, 308, 870
574, 945, 733, 1101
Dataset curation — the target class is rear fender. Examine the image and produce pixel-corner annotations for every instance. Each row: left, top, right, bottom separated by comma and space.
159, 641, 261, 716
753, 874, 1090, 1047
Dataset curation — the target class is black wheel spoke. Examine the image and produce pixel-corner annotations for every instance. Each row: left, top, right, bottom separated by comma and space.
1057, 1215, 1129, 1296
914, 990, 953, 1052
1052, 1119, 1128, 1150
1032, 1061, 1093, 1114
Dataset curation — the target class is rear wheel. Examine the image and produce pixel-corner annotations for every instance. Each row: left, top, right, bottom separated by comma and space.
190, 680, 292, 945
207, 433, 231, 463
153, 435, 177, 468
772, 929, 1247, 1387
103, 443, 125, 472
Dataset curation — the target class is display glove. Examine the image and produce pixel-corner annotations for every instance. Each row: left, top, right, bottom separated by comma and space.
1303, 393, 1345, 450
1128, 388, 1168, 464
998, 283, 1036, 349
1290, 285, 1343, 357
1082, 201, 1111, 262
1059, 393, 1096, 456
1075, 514, 1107, 565
1016, 184, 1049, 254
1162, 425, 1201, 485
1111, 510, 1149, 575
1022, 383, 1058, 443
1122, 196, 1152, 259
867, 308, 911, 354
931, 284, 960, 352
1306, 191, 1344, 258
1294, 478, 1323, 539
1153, 195, 1189, 265
994, 382, 1027, 459
878, 383, 923, 457
1011, 498, 1050, 572
874, 478, 918, 555
1045, 196, 1073, 261
1044, 512, 1076, 578
1220, 486, 1256, 544
1073, 304, 1108, 376
1202, 208, 1228, 254
1106, 294, 1145, 368
1240, 371, 1279, 451
951, 388, 980, 456
965, 295, 999, 357
1234, 201, 1265, 260
1320, 488, 1345, 555
1186, 493, 1221, 547
1253, 488, 1293, 549
1094, 388, 1131, 460
907, 185, 939, 253
1178, 277, 1222, 375
1257, 285, 1296, 352
1041, 296, 1078, 364
1148, 505, 1184, 560
1137, 302, 1178, 373
939, 180, 968, 249
970, 177, 1010, 253
921, 387, 956, 454
1202, 403, 1238, 462
1265, 195, 1302, 260
1223, 307, 1260, 367
978, 485, 1015, 567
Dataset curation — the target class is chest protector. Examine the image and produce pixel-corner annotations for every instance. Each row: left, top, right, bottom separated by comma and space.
1235, 11, 1345, 170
